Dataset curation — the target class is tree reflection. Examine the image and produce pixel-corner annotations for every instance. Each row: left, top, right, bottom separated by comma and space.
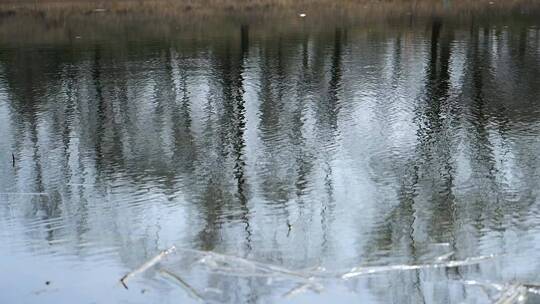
1, 17, 540, 303
193, 25, 252, 252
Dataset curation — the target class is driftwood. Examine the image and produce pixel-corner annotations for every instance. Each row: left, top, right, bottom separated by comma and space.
341, 254, 497, 279
462, 280, 540, 304
493, 285, 528, 304
166, 248, 312, 280
119, 247, 540, 301
120, 246, 176, 289
159, 269, 204, 302
282, 279, 324, 298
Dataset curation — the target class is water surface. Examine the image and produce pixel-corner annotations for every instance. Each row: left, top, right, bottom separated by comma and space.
1, 11, 540, 303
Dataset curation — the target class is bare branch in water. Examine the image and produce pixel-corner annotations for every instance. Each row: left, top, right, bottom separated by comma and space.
462, 280, 540, 301
523, 284, 540, 295
341, 254, 497, 279
159, 269, 204, 302
125, 247, 504, 298
494, 284, 528, 304
174, 248, 311, 280
283, 279, 324, 298
461, 279, 505, 290
120, 246, 176, 289
435, 251, 454, 261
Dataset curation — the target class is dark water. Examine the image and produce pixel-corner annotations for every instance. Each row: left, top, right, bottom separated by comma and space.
1, 12, 540, 304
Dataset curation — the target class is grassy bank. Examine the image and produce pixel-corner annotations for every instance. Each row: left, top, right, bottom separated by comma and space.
0, 0, 538, 46
0, 0, 538, 20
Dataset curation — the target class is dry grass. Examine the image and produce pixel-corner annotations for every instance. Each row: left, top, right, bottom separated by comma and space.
0, 0, 537, 21
0, 0, 537, 46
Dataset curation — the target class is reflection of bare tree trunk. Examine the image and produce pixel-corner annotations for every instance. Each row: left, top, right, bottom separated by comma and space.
234, 24, 251, 252
319, 28, 344, 258
410, 17, 455, 302
0, 49, 65, 241
468, 26, 498, 190
293, 34, 313, 204
2, 49, 46, 195
257, 37, 289, 203
196, 25, 252, 251
392, 34, 402, 86
92, 45, 125, 173
421, 18, 456, 244
93, 46, 105, 166
462, 24, 517, 234
170, 51, 196, 176
362, 18, 459, 303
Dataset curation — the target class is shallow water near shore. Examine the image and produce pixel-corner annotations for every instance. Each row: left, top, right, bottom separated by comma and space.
1, 6, 540, 303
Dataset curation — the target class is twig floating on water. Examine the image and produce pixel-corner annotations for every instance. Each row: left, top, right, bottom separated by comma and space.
120, 246, 176, 289
159, 269, 204, 302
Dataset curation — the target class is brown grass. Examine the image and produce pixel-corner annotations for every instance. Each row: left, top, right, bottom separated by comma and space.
0, 0, 537, 21
0, 0, 538, 46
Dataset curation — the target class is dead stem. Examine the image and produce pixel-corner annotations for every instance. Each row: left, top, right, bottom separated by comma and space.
120, 246, 176, 289
159, 269, 204, 301
342, 254, 497, 279
176, 248, 311, 280
462, 279, 540, 300
282, 279, 324, 298
494, 285, 528, 304
435, 251, 454, 261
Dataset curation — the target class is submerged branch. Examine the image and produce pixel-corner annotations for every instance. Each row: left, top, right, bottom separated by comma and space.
435, 251, 454, 261
462, 279, 540, 302
341, 254, 497, 279
120, 246, 176, 289
119, 246, 505, 299
159, 269, 204, 302
174, 248, 311, 280
282, 279, 324, 298
494, 285, 528, 304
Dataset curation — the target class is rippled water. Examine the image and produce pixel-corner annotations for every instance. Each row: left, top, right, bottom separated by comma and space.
1, 11, 540, 303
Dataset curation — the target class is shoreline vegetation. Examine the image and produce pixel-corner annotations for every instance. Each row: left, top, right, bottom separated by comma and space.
0, 0, 538, 45
1, 0, 538, 19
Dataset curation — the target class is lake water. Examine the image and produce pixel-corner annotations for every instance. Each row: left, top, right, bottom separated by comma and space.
0, 9, 540, 303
